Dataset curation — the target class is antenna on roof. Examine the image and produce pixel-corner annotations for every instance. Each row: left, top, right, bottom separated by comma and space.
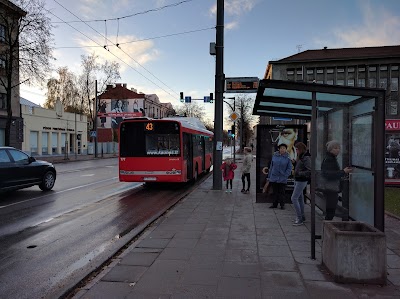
296, 45, 303, 53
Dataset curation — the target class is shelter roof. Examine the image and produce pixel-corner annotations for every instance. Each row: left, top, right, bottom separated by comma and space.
253, 80, 386, 120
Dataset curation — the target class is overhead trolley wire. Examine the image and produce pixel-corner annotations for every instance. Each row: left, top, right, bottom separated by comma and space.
52, 0, 196, 24
52, 0, 182, 98
45, 7, 179, 101
54, 27, 215, 49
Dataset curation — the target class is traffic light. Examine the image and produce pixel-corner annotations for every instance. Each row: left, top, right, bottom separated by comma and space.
180, 92, 184, 102
231, 124, 235, 137
210, 93, 213, 103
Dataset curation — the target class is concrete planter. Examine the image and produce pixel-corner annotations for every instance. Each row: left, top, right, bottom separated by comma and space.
322, 221, 386, 284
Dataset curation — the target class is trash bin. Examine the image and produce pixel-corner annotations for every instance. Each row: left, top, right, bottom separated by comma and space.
322, 221, 386, 284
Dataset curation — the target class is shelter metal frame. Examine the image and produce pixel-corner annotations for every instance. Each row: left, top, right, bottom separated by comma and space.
253, 79, 386, 259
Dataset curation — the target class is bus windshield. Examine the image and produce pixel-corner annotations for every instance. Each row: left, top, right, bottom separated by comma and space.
120, 121, 180, 157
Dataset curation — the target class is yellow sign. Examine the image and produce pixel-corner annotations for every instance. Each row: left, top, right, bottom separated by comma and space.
229, 112, 239, 122
145, 123, 154, 131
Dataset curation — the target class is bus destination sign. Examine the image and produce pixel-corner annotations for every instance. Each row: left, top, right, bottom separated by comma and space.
225, 77, 259, 93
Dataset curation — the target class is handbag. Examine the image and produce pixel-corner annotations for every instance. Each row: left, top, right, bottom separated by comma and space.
315, 175, 340, 193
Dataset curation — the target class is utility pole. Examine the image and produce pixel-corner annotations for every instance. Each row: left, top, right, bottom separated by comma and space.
212, 0, 224, 190
94, 80, 98, 158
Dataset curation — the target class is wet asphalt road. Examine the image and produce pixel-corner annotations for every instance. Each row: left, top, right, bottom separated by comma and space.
0, 158, 206, 299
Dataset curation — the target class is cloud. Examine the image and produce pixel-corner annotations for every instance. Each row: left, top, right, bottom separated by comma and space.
225, 21, 238, 30
315, 2, 400, 48
76, 35, 160, 72
209, 0, 258, 17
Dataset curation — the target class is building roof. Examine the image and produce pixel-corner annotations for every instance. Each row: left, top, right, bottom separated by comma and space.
98, 83, 145, 100
0, 0, 27, 17
272, 45, 400, 63
20, 97, 40, 107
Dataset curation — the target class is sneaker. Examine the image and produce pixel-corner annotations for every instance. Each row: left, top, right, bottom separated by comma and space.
293, 219, 304, 226
241, 189, 245, 193
225, 190, 229, 193
229, 189, 232, 193
245, 190, 249, 194
269, 205, 277, 209
302, 216, 306, 222
280, 206, 285, 210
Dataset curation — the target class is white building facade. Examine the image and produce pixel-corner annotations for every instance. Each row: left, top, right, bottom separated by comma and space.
21, 99, 88, 156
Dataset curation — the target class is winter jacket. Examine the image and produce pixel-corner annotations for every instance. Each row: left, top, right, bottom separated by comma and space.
268, 151, 292, 184
321, 152, 345, 180
241, 153, 253, 174
221, 162, 237, 181
294, 152, 311, 182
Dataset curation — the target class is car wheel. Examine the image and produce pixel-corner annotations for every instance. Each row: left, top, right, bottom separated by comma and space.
39, 171, 56, 191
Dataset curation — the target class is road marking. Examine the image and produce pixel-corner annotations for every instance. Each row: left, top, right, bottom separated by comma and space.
0, 177, 118, 209
81, 174, 95, 177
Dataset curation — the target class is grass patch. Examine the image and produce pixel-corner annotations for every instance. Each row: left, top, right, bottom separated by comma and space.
385, 187, 400, 217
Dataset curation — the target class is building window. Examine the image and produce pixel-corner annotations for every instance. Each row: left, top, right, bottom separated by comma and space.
369, 66, 377, 72
358, 67, 366, 72
391, 65, 399, 71
286, 69, 294, 75
358, 79, 366, 87
380, 65, 388, 71
30, 131, 38, 155
0, 24, 5, 42
327, 80, 334, 85
296, 69, 303, 75
316, 80, 323, 84
327, 69, 334, 74
337, 79, 345, 86
369, 78, 377, 88
0, 55, 5, 69
348, 67, 355, 73
389, 101, 398, 115
347, 79, 355, 87
306, 69, 314, 74
391, 78, 399, 91
337, 67, 345, 73
317, 69, 324, 74
0, 93, 6, 110
380, 78, 388, 89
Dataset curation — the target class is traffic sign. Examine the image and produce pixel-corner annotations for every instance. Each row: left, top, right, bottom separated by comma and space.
90, 130, 97, 138
229, 112, 239, 122
184, 96, 191, 103
204, 96, 210, 103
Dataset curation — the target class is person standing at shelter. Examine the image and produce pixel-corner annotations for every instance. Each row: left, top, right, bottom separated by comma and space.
268, 144, 292, 209
241, 147, 253, 194
221, 158, 237, 193
291, 142, 311, 225
321, 140, 352, 220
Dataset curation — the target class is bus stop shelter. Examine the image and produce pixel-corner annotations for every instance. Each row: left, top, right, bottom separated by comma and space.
252, 79, 386, 259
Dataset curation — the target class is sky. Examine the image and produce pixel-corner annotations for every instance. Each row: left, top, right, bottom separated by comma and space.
20, 0, 400, 125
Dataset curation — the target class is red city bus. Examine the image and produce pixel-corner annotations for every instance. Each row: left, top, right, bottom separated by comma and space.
119, 117, 213, 183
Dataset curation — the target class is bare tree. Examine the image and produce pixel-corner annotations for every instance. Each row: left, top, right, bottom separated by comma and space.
175, 102, 206, 120
44, 67, 79, 110
0, 0, 53, 146
235, 95, 256, 151
77, 52, 120, 126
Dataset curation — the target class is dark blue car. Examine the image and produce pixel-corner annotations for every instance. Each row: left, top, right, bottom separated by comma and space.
0, 146, 56, 192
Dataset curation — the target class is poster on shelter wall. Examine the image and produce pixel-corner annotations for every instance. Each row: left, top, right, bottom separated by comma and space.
385, 133, 400, 184
256, 124, 308, 197
97, 98, 144, 129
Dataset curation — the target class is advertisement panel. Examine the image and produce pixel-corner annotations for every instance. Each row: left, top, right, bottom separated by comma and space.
385, 119, 400, 185
256, 124, 308, 203
97, 98, 144, 129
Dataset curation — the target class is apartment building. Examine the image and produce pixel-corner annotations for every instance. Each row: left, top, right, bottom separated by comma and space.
0, 0, 26, 147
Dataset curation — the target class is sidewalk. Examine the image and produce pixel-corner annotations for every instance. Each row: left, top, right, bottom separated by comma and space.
71, 157, 400, 299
